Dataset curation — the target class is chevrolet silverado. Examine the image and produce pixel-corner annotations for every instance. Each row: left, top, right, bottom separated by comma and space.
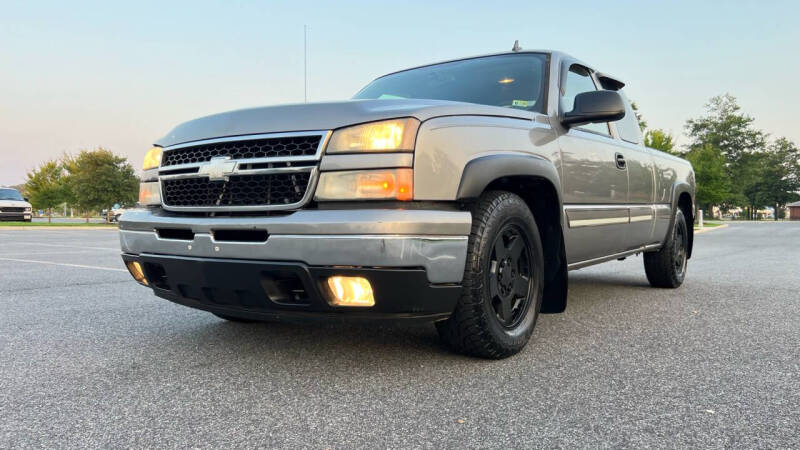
120, 49, 695, 358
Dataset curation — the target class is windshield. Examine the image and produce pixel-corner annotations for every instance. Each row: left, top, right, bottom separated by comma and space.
354, 53, 547, 113
0, 188, 24, 201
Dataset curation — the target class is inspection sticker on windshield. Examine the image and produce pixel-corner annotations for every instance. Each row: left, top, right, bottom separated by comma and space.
512, 100, 530, 107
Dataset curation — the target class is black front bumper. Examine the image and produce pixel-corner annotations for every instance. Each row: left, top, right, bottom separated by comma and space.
0, 214, 29, 221
122, 253, 461, 322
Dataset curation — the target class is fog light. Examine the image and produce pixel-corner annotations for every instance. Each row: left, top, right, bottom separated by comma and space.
326, 276, 374, 307
125, 261, 148, 286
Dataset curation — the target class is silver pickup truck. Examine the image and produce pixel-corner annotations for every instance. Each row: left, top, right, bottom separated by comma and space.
120, 49, 695, 358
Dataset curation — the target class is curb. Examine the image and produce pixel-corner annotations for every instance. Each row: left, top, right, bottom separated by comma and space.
694, 224, 728, 234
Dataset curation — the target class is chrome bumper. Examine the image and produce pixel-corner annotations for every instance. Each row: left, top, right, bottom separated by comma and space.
119, 208, 471, 284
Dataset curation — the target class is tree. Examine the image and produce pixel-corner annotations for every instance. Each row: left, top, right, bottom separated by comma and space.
630, 101, 647, 132
685, 94, 767, 162
684, 144, 730, 217
736, 152, 770, 220
24, 160, 70, 223
754, 138, 800, 220
644, 129, 677, 155
65, 148, 139, 223
685, 94, 768, 217
632, 100, 678, 155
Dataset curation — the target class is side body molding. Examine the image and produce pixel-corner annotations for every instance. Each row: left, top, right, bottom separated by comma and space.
455, 153, 563, 209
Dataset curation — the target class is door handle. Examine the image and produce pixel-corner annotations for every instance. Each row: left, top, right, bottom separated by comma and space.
615, 153, 626, 170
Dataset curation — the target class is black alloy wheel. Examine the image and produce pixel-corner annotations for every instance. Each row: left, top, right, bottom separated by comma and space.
672, 217, 688, 278
488, 224, 534, 329
644, 208, 689, 288
436, 191, 544, 359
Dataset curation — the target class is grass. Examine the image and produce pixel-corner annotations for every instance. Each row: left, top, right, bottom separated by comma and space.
0, 221, 116, 227
695, 221, 722, 229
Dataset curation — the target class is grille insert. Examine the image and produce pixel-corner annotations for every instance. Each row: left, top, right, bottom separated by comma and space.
213, 229, 269, 243
156, 228, 195, 240
162, 172, 311, 208
162, 135, 321, 167
0, 207, 26, 213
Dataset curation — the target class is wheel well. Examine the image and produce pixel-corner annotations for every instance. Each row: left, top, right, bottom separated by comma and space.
678, 192, 694, 259
482, 176, 564, 287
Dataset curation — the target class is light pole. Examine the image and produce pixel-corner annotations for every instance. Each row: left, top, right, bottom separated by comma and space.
304, 24, 308, 103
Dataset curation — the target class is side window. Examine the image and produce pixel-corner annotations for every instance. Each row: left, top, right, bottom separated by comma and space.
614, 90, 642, 144
561, 65, 610, 136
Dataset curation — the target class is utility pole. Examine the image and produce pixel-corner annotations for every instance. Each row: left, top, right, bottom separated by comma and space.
304, 24, 308, 103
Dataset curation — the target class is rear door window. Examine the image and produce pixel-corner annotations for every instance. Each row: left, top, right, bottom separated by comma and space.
613, 90, 643, 144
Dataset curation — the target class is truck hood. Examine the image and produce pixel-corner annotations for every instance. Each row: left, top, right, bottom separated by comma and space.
0, 199, 31, 209
156, 99, 534, 147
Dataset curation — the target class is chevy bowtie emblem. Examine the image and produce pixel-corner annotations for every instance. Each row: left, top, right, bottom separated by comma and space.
199, 156, 237, 181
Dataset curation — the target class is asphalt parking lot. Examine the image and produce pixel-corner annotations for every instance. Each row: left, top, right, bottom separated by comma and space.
1, 222, 798, 448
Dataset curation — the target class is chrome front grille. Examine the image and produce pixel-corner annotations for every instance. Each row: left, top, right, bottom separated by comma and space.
161, 135, 321, 167
158, 131, 329, 212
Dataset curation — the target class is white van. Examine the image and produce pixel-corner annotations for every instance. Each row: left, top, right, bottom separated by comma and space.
0, 188, 33, 222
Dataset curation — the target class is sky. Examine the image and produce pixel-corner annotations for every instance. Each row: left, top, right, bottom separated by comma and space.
1, 0, 799, 185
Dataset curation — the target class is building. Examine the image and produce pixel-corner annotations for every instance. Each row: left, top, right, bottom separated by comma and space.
789, 201, 800, 221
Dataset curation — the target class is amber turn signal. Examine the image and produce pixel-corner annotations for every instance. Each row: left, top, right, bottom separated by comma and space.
138, 182, 161, 206
354, 169, 413, 201
314, 168, 413, 201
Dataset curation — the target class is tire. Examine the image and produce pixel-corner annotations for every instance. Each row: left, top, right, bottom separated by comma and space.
213, 313, 259, 323
644, 208, 688, 288
436, 191, 544, 359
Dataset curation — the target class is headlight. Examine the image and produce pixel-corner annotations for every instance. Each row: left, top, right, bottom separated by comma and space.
327, 118, 419, 153
24, 207, 32, 212
315, 169, 413, 201
143, 147, 163, 170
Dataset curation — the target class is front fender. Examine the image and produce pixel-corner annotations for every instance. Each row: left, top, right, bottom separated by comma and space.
455, 153, 563, 207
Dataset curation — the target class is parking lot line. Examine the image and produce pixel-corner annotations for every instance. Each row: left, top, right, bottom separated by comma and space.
0, 256, 127, 272
3, 241, 119, 251
0, 249, 117, 257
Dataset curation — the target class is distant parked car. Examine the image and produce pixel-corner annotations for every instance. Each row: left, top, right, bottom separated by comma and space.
101, 204, 128, 222
0, 188, 32, 222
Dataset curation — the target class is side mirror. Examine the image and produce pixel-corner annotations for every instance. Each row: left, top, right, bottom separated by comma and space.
562, 90, 625, 127
24, 197, 29, 202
